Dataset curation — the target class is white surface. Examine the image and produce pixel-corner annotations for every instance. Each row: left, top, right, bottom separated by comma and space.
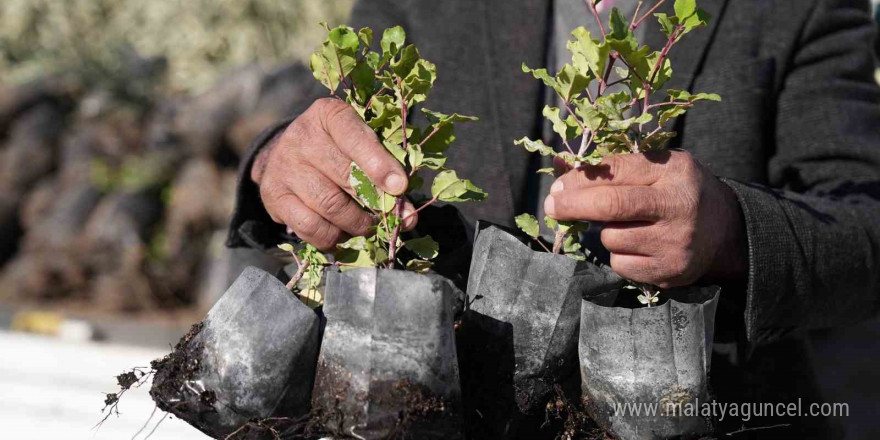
0, 330, 208, 439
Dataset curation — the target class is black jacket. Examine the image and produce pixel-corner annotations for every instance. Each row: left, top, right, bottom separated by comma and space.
227, 1, 880, 437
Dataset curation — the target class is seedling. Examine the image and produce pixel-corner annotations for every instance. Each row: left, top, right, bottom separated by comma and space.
280, 24, 488, 307
515, 0, 720, 305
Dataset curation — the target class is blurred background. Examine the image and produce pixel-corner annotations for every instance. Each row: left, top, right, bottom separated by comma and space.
0, 1, 879, 439
0, 1, 353, 438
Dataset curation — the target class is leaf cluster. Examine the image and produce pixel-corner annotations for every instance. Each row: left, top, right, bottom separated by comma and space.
515, 0, 720, 255
278, 24, 488, 305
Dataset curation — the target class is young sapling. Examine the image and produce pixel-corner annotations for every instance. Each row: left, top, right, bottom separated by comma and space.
514, 0, 720, 306
277, 23, 488, 307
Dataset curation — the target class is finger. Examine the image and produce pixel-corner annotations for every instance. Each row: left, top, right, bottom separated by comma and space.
304, 138, 356, 190
600, 222, 658, 256
550, 152, 669, 193
287, 165, 375, 237
266, 192, 347, 251
319, 99, 408, 195
400, 199, 418, 231
609, 253, 660, 285
545, 185, 664, 222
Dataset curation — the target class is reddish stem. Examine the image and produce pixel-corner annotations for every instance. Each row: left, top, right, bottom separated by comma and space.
584, 0, 607, 38
286, 257, 310, 291
631, 0, 667, 30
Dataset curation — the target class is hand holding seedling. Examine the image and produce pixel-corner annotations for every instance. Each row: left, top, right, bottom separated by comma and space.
252, 95, 417, 251
515, 0, 733, 303
546, 150, 746, 288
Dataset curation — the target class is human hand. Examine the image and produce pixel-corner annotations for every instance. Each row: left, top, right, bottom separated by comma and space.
545, 150, 747, 288
251, 98, 417, 251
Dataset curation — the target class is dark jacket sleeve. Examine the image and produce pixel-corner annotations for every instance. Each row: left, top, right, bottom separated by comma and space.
225, 0, 408, 250
722, 0, 880, 344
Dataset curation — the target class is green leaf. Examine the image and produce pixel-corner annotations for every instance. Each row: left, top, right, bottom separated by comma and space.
681, 8, 711, 35
328, 26, 359, 52
608, 7, 630, 40
568, 27, 609, 78
406, 259, 433, 273
655, 13, 678, 36
543, 106, 582, 141
381, 26, 406, 57
646, 51, 673, 89
573, 98, 605, 131
431, 170, 488, 202
404, 235, 439, 260
357, 27, 373, 49
522, 63, 558, 90
514, 137, 555, 156
555, 63, 589, 100
407, 142, 424, 169
544, 216, 558, 230
641, 131, 677, 151
277, 243, 294, 252
349, 163, 396, 212
692, 92, 721, 102
536, 167, 555, 176
674, 0, 697, 20
514, 213, 540, 238
658, 105, 688, 126
391, 44, 420, 77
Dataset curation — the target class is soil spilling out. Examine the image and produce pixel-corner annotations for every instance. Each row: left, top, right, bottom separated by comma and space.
149, 267, 322, 439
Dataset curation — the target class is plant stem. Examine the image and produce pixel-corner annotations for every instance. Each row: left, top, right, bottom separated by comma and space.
386, 198, 405, 268
646, 100, 693, 111
630, 1, 644, 29
584, 0, 607, 38
286, 257, 310, 291
598, 53, 618, 95
533, 237, 552, 253
631, 0, 667, 30
364, 86, 389, 110
552, 230, 566, 254
385, 77, 410, 269
400, 196, 439, 223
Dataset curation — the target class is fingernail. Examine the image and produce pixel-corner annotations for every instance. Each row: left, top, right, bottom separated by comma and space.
550, 179, 564, 194
385, 173, 407, 194
544, 196, 556, 216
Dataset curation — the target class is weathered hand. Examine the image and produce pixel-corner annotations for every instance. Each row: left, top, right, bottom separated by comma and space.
251, 97, 417, 251
545, 150, 747, 288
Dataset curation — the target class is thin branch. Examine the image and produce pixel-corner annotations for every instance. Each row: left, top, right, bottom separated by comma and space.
562, 100, 587, 134
533, 237, 552, 253
386, 77, 409, 269
584, 0, 607, 38
285, 257, 310, 291
646, 101, 693, 111
632, 0, 667, 30
630, 1, 644, 29
401, 196, 439, 222
562, 139, 576, 155
364, 85, 389, 110
599, 53, 618, 94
